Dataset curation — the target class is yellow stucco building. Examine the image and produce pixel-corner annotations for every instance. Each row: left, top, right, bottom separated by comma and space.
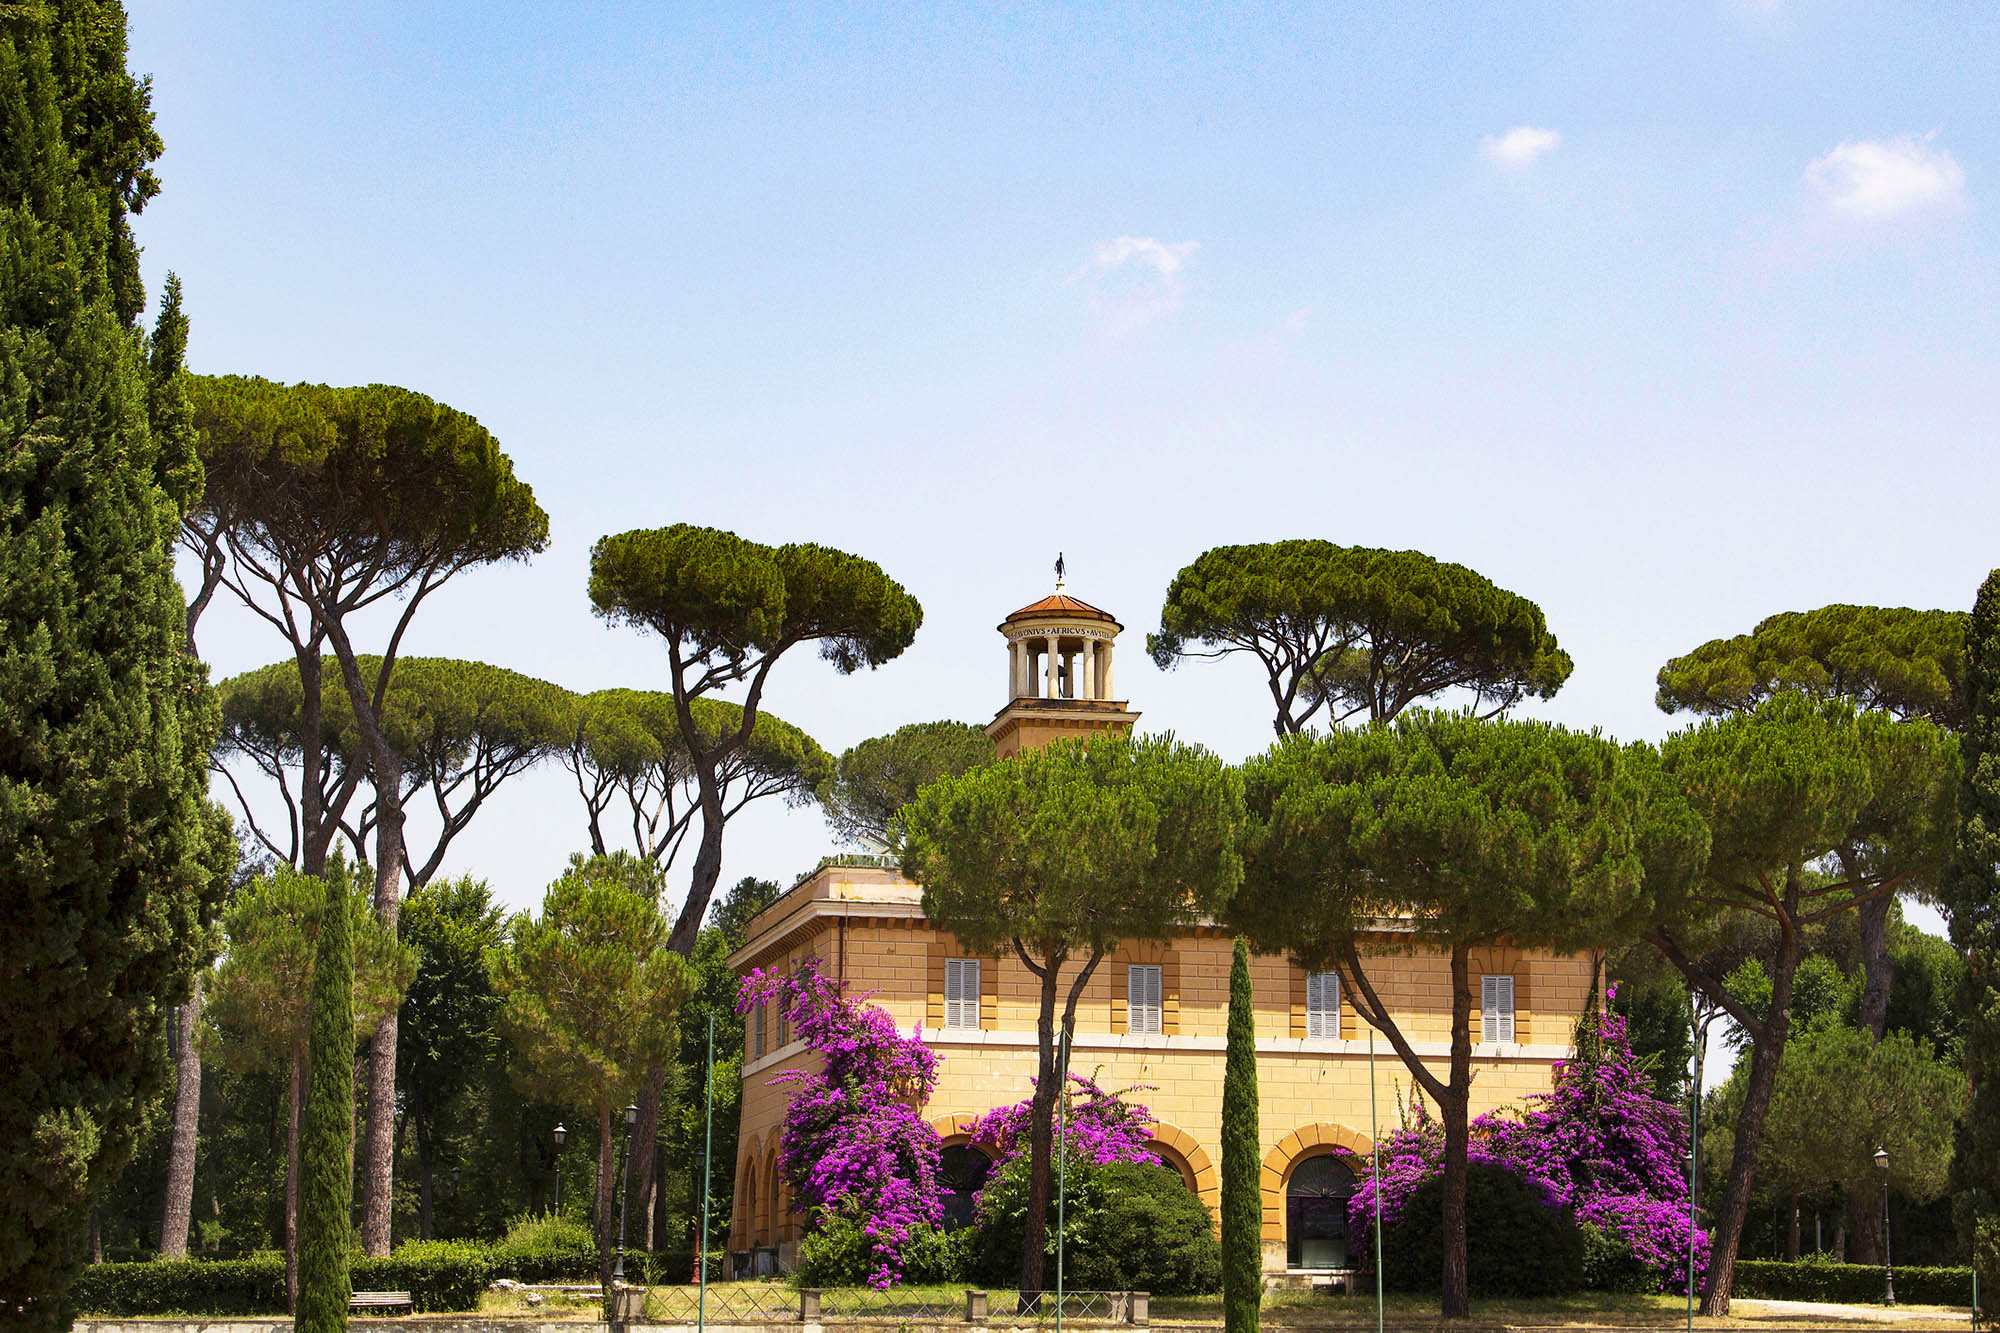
728, 582, 1595, 1277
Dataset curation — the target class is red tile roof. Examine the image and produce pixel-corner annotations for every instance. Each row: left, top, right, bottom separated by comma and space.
1002, 592, 1120, 625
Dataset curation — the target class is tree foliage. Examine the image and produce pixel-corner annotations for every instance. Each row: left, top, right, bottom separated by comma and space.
897, 731, 1243, 1296
1220, 937, 1260, 1333
589, 525, 919, 953
824, 720, 994, 849
1940, 568, 2000, 1281
1233, 712, 1701, 1317
295, 865, 354, 1332
1657, 604, 1967, 729
1148, 541, 1572, 734
0, 12, 232, 1324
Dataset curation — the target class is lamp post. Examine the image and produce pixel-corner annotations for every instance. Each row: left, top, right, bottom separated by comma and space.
552, 1123, 567, 1218
1874, 1147, 1895, 1306
614, 1103, 638, 1286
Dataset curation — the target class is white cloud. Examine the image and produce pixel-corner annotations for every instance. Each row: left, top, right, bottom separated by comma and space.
1081, 235, 1199, 280
1805, 132, 1967, 220
1072, 235, 1200, 335
1482, 125, 1562, 169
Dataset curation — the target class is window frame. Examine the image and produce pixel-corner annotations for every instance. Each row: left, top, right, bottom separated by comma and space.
1127, 964, 1163, 1035
1481, 974, 1516, 1044
943, 958, 981, 1030
1305, 969, 1340, 1039
752, 1002, 766, 1059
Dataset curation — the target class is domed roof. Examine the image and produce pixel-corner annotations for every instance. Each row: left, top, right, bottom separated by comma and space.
1001, 591, 1121, 628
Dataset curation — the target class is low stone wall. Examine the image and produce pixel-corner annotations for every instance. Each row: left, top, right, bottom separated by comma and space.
78, 1323, 600, 1333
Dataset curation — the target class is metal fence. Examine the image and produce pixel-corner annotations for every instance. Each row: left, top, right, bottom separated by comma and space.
636, 1284, 1149, 1325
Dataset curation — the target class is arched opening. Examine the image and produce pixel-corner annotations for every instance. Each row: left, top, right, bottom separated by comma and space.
1286, 1154, 1356, 1271
939, 1144, 994, 1232
1146, 1140, 1200, 1196
765, 1149, 782, 1247
741, 1157, 759, 1250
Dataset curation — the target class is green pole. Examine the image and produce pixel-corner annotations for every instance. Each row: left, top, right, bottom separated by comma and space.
699, 1012, 714, 1333
1370, 1030, 1382, 1333
1687, 990, 1699, 1333
1056, 1023, 1069, 1333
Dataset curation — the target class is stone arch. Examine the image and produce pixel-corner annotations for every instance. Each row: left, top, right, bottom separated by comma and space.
929, 1111, 984, 1149
1142, 1121, 1220, 1220
764, 1141, 782, 1247
737, 1139, 760, 1251
1260, 1123, 1373, 1245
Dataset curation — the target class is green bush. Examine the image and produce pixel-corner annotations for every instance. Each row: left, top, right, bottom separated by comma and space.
489, 1210, 600, 1282
794, 1207, 968, 1287
1377, 1163, 1584, 1298
71, 1242, 490, 1316
1578, 1223, 1655, 1294
971, 1156, 1221, 1295
1732, 1258, 1973, 1306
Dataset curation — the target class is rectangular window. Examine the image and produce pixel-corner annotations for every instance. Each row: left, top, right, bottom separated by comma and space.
1305, 970, 1340, 1038
1127, 965, 1163, 1035
753, 1003, 766, 1059
1482, 975, 1516, 1044
944, 959, 980, 1030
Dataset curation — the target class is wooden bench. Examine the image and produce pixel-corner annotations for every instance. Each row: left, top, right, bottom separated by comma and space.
349, 1290, 414, 1313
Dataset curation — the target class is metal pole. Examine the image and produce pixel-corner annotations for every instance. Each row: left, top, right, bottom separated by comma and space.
1369, 1030, 1382, 1333
1056, 1023, 1069, 1333
699, 1012, 715, 1333
1882, 1168, 1896, 1306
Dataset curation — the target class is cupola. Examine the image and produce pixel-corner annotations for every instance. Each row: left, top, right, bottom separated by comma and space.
985, 560, 1141, 760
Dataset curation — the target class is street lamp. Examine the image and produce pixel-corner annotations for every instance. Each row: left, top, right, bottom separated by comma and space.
1874, 1147, 1895, 1306
614, 1103, 639, 1287
552, 1123, 567, 1218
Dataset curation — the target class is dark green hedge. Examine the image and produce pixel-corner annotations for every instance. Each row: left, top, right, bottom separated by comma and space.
1731, 1258, 1974, 1307
72, 1247, 490, 1316
1377, 1163, 1585, 1298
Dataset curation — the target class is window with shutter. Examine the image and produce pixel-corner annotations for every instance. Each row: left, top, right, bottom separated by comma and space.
1306, 970, 1339, 1038
1482, 975, 1515, 1044
944, 959, 980, 1029
753, 1003, 766, 1059
1128, 965, 1163, 1035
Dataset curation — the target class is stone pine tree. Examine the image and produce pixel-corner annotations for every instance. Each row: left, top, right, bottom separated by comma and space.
824, 720, 996, 849
0, 11, 233, 1326
1220, 936, 1261, 1333
1942, 569, 2000, 1282
296, 866, 355, 1333
187, 373, 548, 1253
1232, 713, 1704, 1320
1658, 602, 1968, 1262
1149, 541, 1572, 735
896, 732, 1244, 1302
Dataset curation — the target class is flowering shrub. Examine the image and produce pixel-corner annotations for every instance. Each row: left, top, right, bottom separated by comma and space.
967, 1073, 1162, 1171
1350, 990, 1707, 1292
737, 961, 943, 1286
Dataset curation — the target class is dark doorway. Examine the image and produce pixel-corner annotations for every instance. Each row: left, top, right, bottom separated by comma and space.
1285, 1154, 1356, 1270
940, 1145, 993, 1231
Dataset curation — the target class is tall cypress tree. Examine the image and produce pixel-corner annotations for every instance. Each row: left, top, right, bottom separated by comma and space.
0, 10, 229, 1328
1943, 569, 2000, 1283
1220, 936, 1261, 1333
296, 868, 355, 1332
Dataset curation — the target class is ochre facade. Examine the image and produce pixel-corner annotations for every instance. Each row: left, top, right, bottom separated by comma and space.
726, 584, 1597, 1274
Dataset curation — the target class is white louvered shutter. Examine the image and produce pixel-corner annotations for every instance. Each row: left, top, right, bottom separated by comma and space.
945, 959, 979, 1029
753, 1003, 766, 1058
1128, 965, 1163, 1034
1306, 970, 1339, 1038
1482, 975, 1515, 1044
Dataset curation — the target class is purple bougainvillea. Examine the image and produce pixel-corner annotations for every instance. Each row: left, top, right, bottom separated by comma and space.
967, 1073, 1163, 1171
1349, 990, 1708, 1291
737, 961, 943, 1287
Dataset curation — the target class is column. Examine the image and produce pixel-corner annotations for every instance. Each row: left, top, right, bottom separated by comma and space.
1045, 635, 1059, 699
1009, 641, 1025, 699
1101, 641, 1114, 700
1081, 637, 1096, 699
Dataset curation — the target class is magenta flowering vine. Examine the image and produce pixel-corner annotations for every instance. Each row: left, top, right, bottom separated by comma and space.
967, 1073, 1162, 1171
736, 960, 944, 1287
1349, 990, 1708, 1291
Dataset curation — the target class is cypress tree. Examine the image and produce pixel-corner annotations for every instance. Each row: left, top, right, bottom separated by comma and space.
0, 10, 229, 1327
1943, 569, 2000, 1282
1220, 936, 1262, 1333
296, 868, 356, 1332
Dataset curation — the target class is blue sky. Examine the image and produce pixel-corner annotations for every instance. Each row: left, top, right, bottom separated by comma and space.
129, 2, 1997, 945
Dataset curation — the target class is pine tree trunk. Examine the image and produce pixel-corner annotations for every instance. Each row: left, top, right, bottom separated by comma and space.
1438, 944, 1474, 1320
630, 1066, 665, 1250
1846, 1185, 1882, 1265
1700, 919, 1801, 1316
1856, 891, 1893, 1043
1787, 1195, 1801, 1260
157, 978, 203, 1258
1220, 938, 1262, 1333
1019, 961, 1062, 1304
297, 864, 355, 1333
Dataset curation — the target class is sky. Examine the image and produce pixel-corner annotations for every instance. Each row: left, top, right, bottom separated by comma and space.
127, 2, 1997, 948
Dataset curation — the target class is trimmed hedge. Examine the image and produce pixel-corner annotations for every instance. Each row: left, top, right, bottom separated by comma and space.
72, 1246, 489, 1316
1731, 1258, 1974, 1307
1377, 1163, 1584, 1298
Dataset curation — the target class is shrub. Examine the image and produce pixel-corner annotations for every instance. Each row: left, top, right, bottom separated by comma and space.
971, 1155, 1220, 1295
70, 1242, 488, 1316
1377, 1163, 1584, 1298
1578, 1223, 1655, 1294
490, 1211, 599, 1282
795, 1209, 967, 1287
352, 1241, 490, 1311
1731, 1258, 1973, 1306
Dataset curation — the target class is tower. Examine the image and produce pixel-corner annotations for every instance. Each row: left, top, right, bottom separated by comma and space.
985, 571, 1141, 760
